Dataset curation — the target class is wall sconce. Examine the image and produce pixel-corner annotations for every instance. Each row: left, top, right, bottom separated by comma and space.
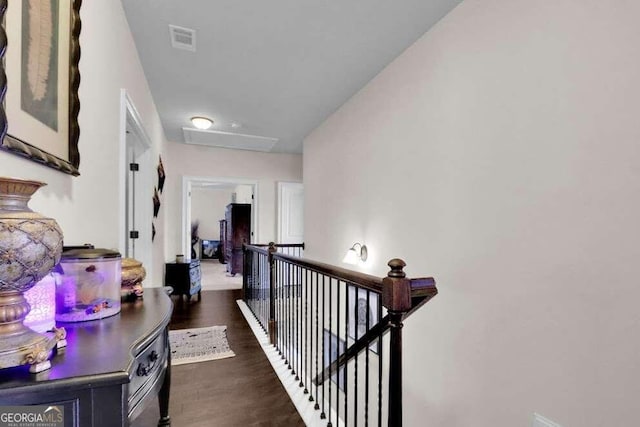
343, 243, 368, 265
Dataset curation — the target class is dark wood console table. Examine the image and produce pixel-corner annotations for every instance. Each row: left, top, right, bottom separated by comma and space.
0, 288, 173, 427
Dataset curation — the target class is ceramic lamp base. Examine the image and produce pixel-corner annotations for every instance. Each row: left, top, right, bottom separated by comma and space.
0, 325, 62, 373
0, 291, 66, 373
0, 177, 65, 373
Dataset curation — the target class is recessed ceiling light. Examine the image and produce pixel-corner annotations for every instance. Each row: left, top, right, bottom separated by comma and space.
191, 116, 213, 130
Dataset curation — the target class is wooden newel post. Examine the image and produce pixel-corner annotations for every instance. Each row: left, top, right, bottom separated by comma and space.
268, 242, 277, 345
382, 258, 412, 427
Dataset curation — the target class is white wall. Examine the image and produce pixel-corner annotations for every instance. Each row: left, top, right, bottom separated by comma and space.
164, 142, 302, 259
234, 184, 254, 204
0, 1, 167, 286
304, 1, 640, 426
191, 187, 232, 239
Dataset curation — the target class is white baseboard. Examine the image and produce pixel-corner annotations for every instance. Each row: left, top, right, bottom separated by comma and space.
236, 299, 344, 427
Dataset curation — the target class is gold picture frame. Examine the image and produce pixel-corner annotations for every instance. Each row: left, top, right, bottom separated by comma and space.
0, 0, 82, 176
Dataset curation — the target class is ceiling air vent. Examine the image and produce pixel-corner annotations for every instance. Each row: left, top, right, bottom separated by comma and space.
169, 25, 196, 52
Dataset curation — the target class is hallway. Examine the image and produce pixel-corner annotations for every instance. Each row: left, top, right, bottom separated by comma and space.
132, 290, 304, 427
199, 260, 243, 291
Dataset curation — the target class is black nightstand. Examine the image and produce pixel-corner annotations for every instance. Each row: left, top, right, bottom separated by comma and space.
165, 260, 202, 301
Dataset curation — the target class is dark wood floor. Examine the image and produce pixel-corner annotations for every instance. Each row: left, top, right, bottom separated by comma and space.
132, 289, 304, 427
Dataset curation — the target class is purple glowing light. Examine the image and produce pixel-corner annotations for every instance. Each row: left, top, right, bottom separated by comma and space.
24, 274, 57, 333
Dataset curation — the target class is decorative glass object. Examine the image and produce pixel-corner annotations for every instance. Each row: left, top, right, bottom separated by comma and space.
56, 248, 122, 322
0, 177, 66, 373
24, 274, 57, 333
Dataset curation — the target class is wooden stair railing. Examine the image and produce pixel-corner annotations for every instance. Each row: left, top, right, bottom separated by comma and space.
243, 243, 437, 427
314, 274, 437, 386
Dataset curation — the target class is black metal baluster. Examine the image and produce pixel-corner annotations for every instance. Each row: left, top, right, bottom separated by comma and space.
264, 255, 267, 329
280, 260, 285, 358
260, 256, 269, 333
321, 274, 327, 420
365, 290, 371, 427
377, 298, 382, 427
287, 260, 291, 363
294, 265, 299, 380
303, 268, 308, 390
291, 262, 295, 373
344, 281, 349, 426
256, 254, 259, 326
244, 249, 248, 305
297, 267, 304, 387
327, 277, 333, 427
292, 265, 297, 378
259, 254, 262, 322
275, 259, 278, 350
248, 252, 252, 313
276, 260, 285, 359
263, 255, 266, 330
293, 267, 300, 381
285, 261, 289, 364
293, 263, 298, 377
298, 265, 304, 386
307, 269, 312, 399
254, 253, 257, 318
314, 271, 320, 410
353, 284, 358, 427
246, 251, 250, 311
264, 256, 275, 332
298, 266, 303, 386
254, 252, 257, 314
275, 258, 279, 352
287, 262, 292, 371
282, 260, 286, 358
336, 280, 341, 426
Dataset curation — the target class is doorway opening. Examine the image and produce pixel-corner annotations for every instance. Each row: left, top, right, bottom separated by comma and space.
181, 176, 259, 262
181, 176, 258, 290
119, 90, 153, 279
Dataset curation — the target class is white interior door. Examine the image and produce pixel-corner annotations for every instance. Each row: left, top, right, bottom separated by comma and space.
278, 182, 304, 244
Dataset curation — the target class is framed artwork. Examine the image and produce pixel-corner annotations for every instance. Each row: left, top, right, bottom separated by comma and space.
323, 329, 346, 391
347, 285, 380, 354
0, 0, 82, 176
153, 187, 160, 217
157, 155, 165, 193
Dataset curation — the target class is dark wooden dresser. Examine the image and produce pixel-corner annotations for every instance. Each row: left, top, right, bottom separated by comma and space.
165, 260, 202, 301
219, 219, 227, 264
0, 289, 173, 427
224, 203, 251, 275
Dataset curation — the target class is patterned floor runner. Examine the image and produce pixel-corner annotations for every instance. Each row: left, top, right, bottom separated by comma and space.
169, 325, 235, 365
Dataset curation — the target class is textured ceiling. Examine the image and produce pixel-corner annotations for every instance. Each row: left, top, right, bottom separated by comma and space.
121, 0, 462, 153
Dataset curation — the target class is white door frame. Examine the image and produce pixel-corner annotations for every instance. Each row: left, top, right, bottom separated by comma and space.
181, 176, 259, 261
118, 90, 152, 276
